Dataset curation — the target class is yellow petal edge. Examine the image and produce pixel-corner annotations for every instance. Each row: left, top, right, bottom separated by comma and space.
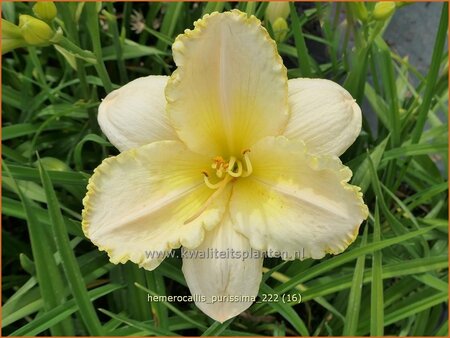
294, 140, 369, 256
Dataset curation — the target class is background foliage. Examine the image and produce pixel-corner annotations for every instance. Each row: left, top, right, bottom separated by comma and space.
2, 1, 448, 336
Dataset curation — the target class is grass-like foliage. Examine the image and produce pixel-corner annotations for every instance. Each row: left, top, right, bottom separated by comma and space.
2, 2, 448, 336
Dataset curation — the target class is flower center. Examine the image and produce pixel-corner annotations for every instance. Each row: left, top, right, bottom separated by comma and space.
202, 149, 253, 189
184, 149, 252, 225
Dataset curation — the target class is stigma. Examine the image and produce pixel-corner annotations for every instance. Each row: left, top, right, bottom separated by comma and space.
203, 149, 252, 189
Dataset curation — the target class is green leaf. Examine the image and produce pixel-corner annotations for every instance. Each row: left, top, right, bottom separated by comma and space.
370, 203, 384, 336
201, 319, 232, 336
10, 284, 122, 336
73, 133, 111, 170
2, 162, 74, 336
289, 2, 312, 77
38, 159, 104, 335
260, 284, 309, 336
102, 40, 168, 61
411, 2, 448, 143
382, 142, 447, 162
351, 135, 389, 192
134, 283, 208, 331
99, 308, 179, 336
274, 224, 442, 294
3, 164, 88, 186
343, 224, 368, 335
2, 123, 74, 141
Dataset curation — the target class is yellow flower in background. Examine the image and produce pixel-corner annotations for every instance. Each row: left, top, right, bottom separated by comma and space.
82, 10, 368, 322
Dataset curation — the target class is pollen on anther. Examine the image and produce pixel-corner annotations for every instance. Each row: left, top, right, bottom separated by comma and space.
213, 156, 225, 163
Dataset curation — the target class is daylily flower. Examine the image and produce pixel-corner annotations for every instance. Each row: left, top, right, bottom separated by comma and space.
82, 10, 368, 322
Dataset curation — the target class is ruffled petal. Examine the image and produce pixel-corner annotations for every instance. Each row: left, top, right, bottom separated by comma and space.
230, 136, 368, 259
284, 78, 362, 156
182, 213, 263, 322
166, 10, 288, 157
98, 75, 177, 152
82, 141, 230, 270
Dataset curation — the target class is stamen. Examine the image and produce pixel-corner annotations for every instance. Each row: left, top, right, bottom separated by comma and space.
190, 150, 252, 224
203, 172, 225, 189
213, 156, 224, 163
227, 156, 236, 173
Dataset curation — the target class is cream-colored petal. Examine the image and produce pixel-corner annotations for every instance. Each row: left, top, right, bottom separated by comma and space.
98, 75, 177, 152
82, 141, 230, 270
182, 213, 263, 322
284, 78, 362, 157
166, 10, 288, 157
230, 136, 368, 260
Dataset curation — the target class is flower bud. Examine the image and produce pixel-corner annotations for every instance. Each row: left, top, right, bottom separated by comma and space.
33, 1, 57, 22
1, 19, 27, 54
352, 3, 368, 22
19, 14, 54, 46
272, 17, 289, 43
373, 2, 396, 21
2, 19, 23, 39
36, 157, 71, 172
266, 2, 290, 26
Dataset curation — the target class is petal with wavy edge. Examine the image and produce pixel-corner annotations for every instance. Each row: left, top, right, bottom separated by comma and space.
230, 136, 368, 260
166, 10, 288, 157
182, 212, 263, 322
98, 76, 177, 152
82, 141, 230, 270
284, 78, 362, 157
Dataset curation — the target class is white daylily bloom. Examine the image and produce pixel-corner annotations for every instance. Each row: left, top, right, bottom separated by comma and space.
82, 10, 368, 323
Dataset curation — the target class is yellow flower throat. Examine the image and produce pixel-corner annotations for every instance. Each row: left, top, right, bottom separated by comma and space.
184, 150, 252, 225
